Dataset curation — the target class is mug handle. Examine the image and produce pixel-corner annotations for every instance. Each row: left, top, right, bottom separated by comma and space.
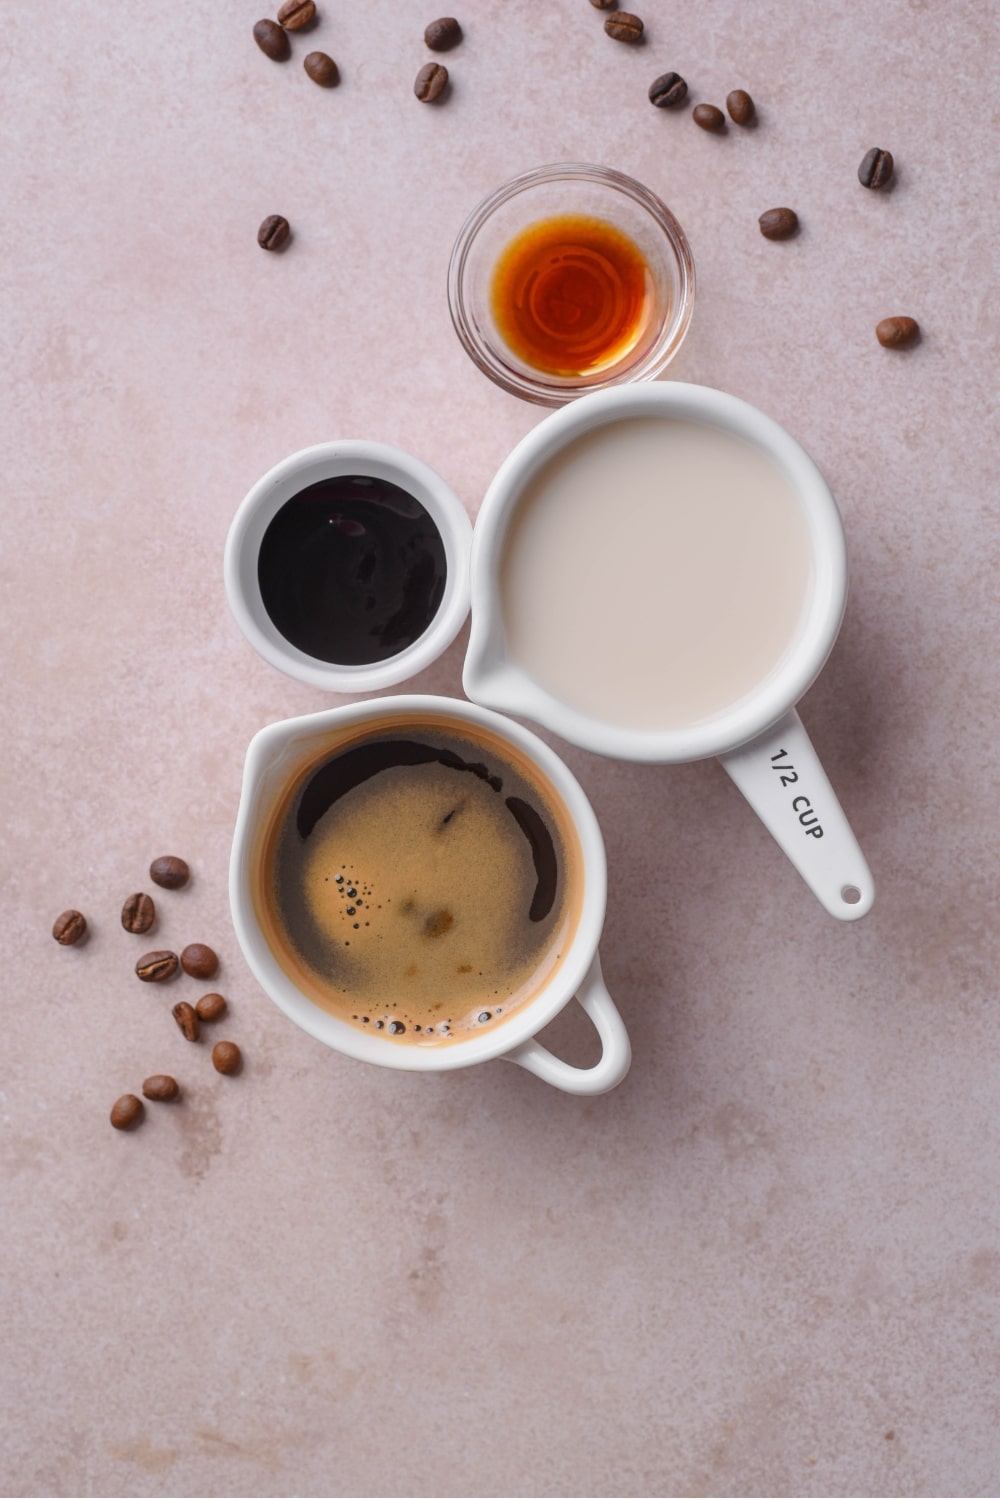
720, 708, 874, 920
503, 954, 631, 1095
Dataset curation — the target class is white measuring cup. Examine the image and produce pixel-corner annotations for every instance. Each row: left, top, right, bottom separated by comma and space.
462, 383, 874, 920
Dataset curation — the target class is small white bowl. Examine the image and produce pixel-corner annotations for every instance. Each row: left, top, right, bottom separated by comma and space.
224, 441, 472, 693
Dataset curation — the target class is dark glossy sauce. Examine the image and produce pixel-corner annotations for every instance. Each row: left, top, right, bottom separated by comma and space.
257, 475, 447, 665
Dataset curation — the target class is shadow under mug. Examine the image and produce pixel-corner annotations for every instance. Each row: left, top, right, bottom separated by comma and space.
463, 383, 875, 921
229, 695, 632, 1095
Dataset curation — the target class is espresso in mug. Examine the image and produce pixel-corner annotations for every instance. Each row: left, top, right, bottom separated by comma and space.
254, 716, 583, 1043
499, 415, 814, 730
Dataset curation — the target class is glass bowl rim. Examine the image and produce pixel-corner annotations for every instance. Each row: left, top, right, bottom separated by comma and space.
447, 161, 696, 407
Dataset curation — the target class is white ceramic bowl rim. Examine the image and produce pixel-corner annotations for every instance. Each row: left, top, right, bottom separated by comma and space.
463, 382, 848, 764
224, 441, 473, 693
229, 695, 608, 1072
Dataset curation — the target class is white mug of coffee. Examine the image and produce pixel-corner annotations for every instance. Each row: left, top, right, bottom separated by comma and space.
230, 696, 631, 1094
463, 382, 874, 920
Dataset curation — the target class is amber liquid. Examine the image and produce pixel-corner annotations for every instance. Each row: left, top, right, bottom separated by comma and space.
490, 213, 656, 378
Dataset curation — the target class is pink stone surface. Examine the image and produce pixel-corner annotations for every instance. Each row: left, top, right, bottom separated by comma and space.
2, 2, 998, 1495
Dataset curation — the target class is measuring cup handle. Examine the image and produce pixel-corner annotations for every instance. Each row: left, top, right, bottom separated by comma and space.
503, 954, 631, 1094
719, 708, 874, 920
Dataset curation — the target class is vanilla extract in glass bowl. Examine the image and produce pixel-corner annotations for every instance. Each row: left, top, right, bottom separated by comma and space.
448, 163, 695, 406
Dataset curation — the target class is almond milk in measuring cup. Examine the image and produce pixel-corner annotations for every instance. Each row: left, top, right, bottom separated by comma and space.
464, 383, 874, 920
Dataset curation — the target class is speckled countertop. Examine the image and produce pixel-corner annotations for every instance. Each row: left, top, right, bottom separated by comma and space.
3, 2, 999, 1495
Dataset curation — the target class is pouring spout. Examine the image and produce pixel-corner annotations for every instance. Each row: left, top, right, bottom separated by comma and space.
462, 653, 531, 717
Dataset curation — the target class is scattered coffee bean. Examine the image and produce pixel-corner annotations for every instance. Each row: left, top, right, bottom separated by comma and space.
758, 206, 799, 240
277, 0, 315, 30
52, 909, 87, 945
258, 214, 291, 252
304, 50, 338, 85
876, 315, 919, 348
110, 1094, 144, 1131
136, 950, 179, 982
726, 89, 755, 125
181, 943, 219, 979
253, 18, 290, 60
172, 1001, 201, 1042
195, 992, 228, 1023
859, 147, 894, 190
424, 16, 462, 50
590, 0, 617, 8
121, 893, 155, 935
693, 103, 725, 132
414, 61, 448, 101
212, 1041, 242, 1076
142, 1074, 180, 1102
648, 71, 687, 108
149, 855, 189, 890
604, 12, 643, 42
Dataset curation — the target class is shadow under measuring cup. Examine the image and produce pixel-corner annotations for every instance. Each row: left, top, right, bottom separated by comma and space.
462, 383, 874, 921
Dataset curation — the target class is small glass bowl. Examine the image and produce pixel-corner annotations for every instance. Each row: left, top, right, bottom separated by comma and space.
447, 162, 695, 407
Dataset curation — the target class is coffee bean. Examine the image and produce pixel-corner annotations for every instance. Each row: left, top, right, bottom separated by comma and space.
414, 61, 448, 101
253, 18, 290, 60
604, 12, 643, 42
590, 0, 617, 7
258, 214, 291, 252
277, 0, 315, 30
212, 1041, 242, 1075
726, 89, 755, 125
424, 16, 462, 50
195, 992, 228, 1022
110, 1095, 144, 1130
859, 147, 894, 190
149, 855, 189, 890
172, 1001, 201, 1042
304, 51, 338, 86
121, 893, 155, 935
136, 950, 179, 982
758, 206, 799, 240
142, 1075, 180, 1102
181, 943, 218, 979
693, 103, 725, 132
52, 909, 87, 945
648, 72, 687, 108
876, 315, 919, 348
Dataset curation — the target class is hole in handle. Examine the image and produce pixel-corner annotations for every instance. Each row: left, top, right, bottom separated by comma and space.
841, 885, 862, 906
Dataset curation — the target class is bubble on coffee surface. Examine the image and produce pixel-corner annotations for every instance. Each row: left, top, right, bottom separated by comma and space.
263, 726, 577, 1042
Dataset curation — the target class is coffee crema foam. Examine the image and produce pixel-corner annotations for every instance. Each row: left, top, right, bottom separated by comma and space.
253, 718, 582, 1045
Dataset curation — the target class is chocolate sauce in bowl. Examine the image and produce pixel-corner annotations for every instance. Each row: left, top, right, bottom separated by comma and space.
257, 474, 447, 665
